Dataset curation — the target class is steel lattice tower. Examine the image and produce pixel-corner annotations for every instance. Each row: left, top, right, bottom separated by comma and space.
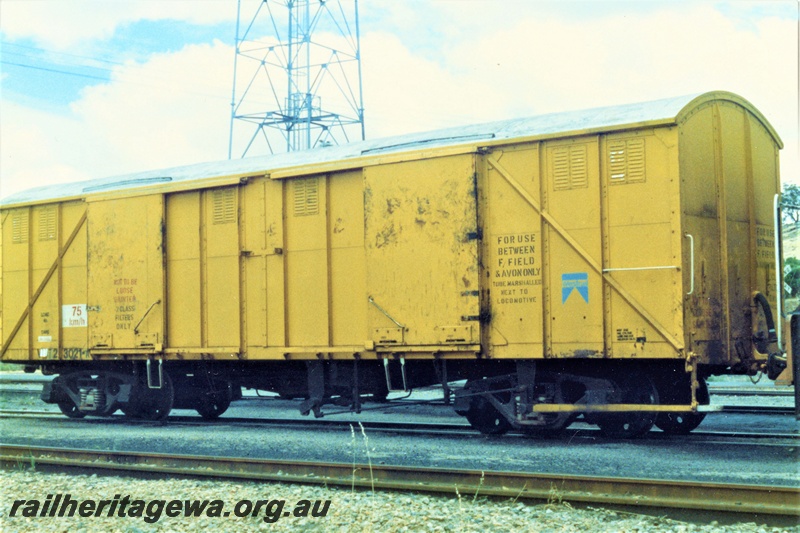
228, 0, 365, 157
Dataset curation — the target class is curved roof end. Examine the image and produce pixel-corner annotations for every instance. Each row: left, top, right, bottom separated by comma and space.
677, 91, 783, 149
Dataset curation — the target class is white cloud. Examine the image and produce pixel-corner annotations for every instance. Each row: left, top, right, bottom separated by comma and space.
363, 3, 799, 182
0, 40, 235, 199
70, 40, 234, 171
0, 100, 90, 198
0, 0, 234, 49
360, 31, 505, 136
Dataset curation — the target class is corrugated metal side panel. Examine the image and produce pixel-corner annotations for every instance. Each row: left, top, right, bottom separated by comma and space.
543, 137, 605, 357
603, 128, 683, 359
326, 170, 368, 347
1, 201, 89, 362
1, 208, 31, 359
164, 172, 369, 359
165, 187, 239, 352
166, 191, 203, 348
87, 196, 165, 351
481, 144, 545, 355
284, 175, 330, 347
482, 127, 683, 360
364, 155, 480, 347
30, 205, 61, 360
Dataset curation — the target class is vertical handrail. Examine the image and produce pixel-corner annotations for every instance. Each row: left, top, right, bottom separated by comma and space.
774, 194, 783, 348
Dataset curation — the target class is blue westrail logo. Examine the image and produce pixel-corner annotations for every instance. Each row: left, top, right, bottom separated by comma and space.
562, 272, 589, 303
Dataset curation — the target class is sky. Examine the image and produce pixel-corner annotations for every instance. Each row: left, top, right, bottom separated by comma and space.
0, 0, 798, 201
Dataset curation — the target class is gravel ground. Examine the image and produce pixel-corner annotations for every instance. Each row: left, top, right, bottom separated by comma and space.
2, 404, 797, 487
1, 470, 795, 533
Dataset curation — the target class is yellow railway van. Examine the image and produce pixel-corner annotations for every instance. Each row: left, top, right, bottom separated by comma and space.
0, 91, 789, 436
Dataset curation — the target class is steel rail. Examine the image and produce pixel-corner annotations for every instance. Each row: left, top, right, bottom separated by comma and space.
2, 383, 795, 414
2, 375, 796, 394
1, 410, 797, 442
1, 443, 797, 520
708, 388, 794, 397
716, 406, 794, 415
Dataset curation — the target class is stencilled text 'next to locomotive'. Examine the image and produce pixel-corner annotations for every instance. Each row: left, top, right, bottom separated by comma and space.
492, 232, 542, 305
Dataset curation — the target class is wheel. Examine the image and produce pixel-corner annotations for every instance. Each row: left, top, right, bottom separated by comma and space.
277, 393, 299, 400
52, 373, 120, 417
57, 400, 86, 419
99, 405, 119, 417
465, 395, 511, 435
120, 403, 141, 418
126, 372, 173, 421
522, 379, 574, 438
596, 371, 659, 439
51, 375, 86, 418
195, 394, 231, 419
371, 391, 389, 403
522, 413, 575, 438
655, 377, 709, 435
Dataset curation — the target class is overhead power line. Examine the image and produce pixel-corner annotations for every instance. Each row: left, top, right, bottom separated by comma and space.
0, 60, 111, 82
1, 42, 239, 104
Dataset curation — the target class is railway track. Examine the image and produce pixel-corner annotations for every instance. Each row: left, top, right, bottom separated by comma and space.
709, 388, 795, 397
1, 409, 796, 443
1, 375, 796, 396
2, 376, 796, 416
714, 405, 796, 415
2, 380, 796, 413
0, 443, 797, 524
